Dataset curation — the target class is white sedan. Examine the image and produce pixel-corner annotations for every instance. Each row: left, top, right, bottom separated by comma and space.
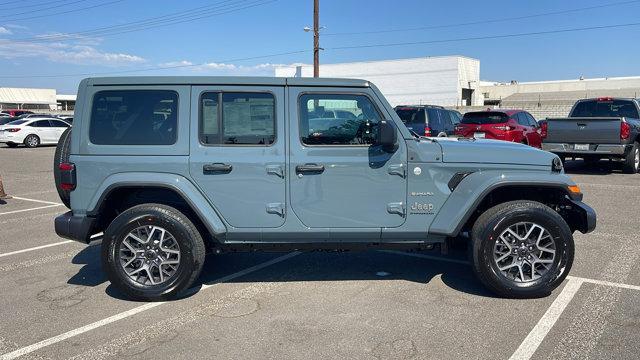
0, 117, 71, 148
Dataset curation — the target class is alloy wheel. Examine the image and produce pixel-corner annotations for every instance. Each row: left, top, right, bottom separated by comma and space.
118, 225, 181, 286
492, 222, 556, 283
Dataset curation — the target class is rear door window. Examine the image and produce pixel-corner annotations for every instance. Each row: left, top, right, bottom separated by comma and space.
426, 108, 440, 128
516, 113, 529, 126
31, 120, 52, 127
89, 90, 178, 145
200, 92, 276, 146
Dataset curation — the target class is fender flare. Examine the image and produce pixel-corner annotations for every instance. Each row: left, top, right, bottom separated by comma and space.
429, 170, 578, 236
87, 172, 227, 236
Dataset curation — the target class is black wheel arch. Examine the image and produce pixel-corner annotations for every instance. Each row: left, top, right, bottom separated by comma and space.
90, 185, 220, 248
447, 183, 587, 237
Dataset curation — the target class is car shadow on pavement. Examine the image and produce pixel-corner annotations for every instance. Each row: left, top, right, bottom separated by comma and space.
563, 160, 619, 175
67, 245, 497, 301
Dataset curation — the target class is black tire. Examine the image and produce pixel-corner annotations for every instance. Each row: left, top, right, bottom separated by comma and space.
471, 200, 574, 299
6, 142, 18, 148
102, 204, 206, 301
53, 128, 72, 208
622, 141, 639, 174
23, 134, 40, 148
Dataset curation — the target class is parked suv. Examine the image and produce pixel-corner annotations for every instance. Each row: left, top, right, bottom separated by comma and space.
455, 110, 542, 148
394, 105, 461, 137
54, 77, 595, 301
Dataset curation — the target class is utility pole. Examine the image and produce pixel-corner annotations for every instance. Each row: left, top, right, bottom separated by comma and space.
313, 0, 320, 77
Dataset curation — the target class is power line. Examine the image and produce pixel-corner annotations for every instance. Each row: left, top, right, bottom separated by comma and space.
0, 0, 91, 18
0, 49, 310, 78
328, 22, 640, 50
7, 0, 275, 42
324, 0, 640, 36
2, 19, 639, 78
0, 0, 125, 21
0, 0, 83, 11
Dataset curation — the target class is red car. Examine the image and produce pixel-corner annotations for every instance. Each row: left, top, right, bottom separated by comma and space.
454, 110, 542, 148
0, 109, 33, 117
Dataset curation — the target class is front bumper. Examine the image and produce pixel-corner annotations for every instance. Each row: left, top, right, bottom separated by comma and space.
542, 143, 630, 156
567, 200, 597, 234
54, 211, 96, 244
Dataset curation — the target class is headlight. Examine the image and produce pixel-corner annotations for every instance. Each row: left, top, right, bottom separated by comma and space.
552, 157, 563, 172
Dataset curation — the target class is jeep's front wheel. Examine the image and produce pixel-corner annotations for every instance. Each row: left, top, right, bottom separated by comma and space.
471, 200, 574, 298
102, 204, 206, 301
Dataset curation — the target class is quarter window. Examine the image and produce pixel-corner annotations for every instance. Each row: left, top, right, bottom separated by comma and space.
200, 92, 275, 146
299, 94, 381, 146
89, 90, 178, 145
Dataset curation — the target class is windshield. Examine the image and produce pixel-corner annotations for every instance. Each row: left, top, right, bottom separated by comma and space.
7, 119, 28, 125
571, 99, 639, 119
461, 112, 509, 124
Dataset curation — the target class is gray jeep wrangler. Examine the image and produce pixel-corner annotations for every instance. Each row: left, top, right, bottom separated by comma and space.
54, 76, 596, 301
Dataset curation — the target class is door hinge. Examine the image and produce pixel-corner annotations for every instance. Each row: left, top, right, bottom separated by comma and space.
266, 164, 285, 178
388, 164, 406, 178
266, 202, 285, 217
387, 202, 405, 217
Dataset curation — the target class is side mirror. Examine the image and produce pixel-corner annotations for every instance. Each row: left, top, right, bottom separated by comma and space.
377, 120, 398, 153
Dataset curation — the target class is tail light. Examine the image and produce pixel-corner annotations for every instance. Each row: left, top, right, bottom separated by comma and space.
424, 127, 432, 136
597, 97, 614, 102
540, 121, 548, 139
59, 162, 76, 191
621, 121, 631, 140
6, 128, 21, 132
494, 125, 514, 131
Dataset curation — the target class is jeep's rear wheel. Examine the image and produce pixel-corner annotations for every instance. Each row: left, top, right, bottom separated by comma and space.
53, 127, 72, 208
471, 200, 574, 298
102, 204, 206, 301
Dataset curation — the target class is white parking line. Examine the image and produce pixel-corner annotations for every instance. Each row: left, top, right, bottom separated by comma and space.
10, 196, 63, 206
0, 241, 74, 259
509, 278, 584, 360
0, 251, 300, 360
0, 204, 62, 216
569, 276, 640, 292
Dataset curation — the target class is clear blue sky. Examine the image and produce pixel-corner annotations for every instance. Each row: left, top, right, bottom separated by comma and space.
0, 0, 639, 93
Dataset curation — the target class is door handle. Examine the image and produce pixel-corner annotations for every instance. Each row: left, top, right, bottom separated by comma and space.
203, 163, 233, 174
296, 163, 325, 174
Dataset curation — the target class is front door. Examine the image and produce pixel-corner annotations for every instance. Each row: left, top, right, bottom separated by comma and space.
189, 86, 286, 229
288, 88, 408, 233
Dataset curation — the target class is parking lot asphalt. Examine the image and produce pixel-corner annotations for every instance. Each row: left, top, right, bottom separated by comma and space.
1, 146, 639, 360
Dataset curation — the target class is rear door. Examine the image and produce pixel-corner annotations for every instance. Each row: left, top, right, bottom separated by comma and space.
189, 86, 286, 230
288, 87, 408, 238
30, 120, 55, 142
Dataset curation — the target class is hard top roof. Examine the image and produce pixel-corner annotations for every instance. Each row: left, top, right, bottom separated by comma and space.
84, 76, 371, 87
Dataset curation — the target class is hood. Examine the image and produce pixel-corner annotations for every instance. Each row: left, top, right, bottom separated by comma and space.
432, 137, 556, 167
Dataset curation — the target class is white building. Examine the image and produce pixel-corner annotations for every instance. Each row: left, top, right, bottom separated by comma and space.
0, 87, 76, 112
0, 87, 57, 110
275, 55, 482, 107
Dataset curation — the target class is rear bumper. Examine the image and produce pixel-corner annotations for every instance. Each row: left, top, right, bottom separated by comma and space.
54, 211, 95, 244
542, 143, 630, 156
568, 200, 597, 234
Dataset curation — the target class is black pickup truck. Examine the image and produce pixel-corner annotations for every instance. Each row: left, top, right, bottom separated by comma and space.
541, 97, 640, 173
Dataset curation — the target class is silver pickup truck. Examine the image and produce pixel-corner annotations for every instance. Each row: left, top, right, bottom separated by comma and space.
542, 97, 640, 173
